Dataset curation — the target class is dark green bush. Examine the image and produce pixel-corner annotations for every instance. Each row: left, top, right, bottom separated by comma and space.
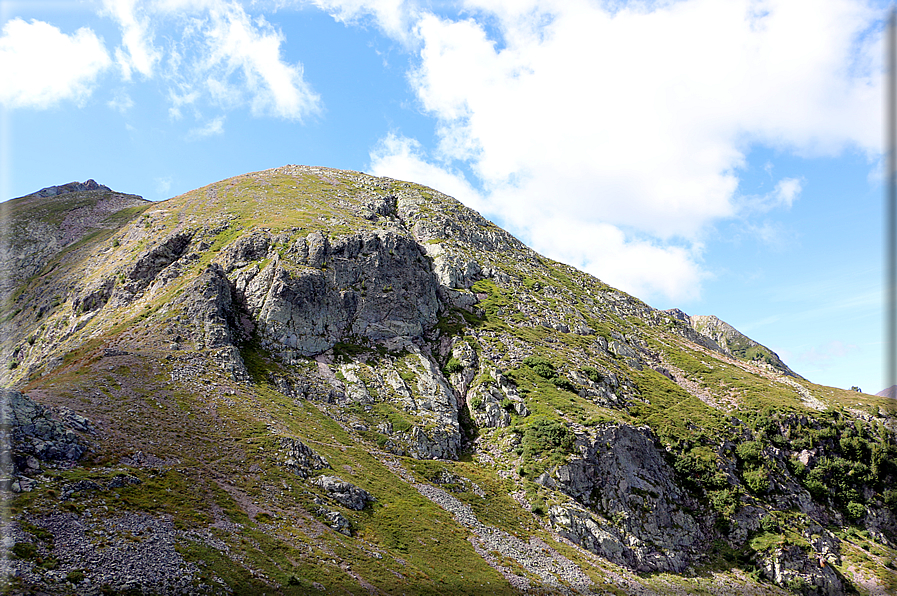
523, 356, 557, 379
443, 357, 463, 375
522, 418, 574, 462
884, 488, 897, 513
11, 542, 36, 559
580, 366, 603, 384
846, 501, 866, 520
551, 376, 577, 393
743, 467, 770, 494
735, 440, 763, 463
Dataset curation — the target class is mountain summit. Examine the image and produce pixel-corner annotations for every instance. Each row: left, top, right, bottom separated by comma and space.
2, 165, 896, 595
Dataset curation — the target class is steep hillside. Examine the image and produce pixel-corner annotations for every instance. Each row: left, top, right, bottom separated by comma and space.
2, 166, 896, 596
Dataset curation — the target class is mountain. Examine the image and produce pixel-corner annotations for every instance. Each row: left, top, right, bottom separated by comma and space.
877, 386, 896, 399
2, 166, 896, 596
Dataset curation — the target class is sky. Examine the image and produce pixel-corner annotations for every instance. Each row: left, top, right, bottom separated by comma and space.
0, 0, 890, 393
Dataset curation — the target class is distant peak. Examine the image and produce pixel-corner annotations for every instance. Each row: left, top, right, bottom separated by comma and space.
32, 179, 111, 198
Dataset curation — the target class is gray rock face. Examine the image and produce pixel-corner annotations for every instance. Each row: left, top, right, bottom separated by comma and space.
313, 475, 375, 510
468, 383, 512, 428
32, 179, 111, 197
756, 545, 844, 596
240, 230, 441, 356
318, 508, 352, 535
176, 263, 250, 380
123, 232, 194, 293
539, 424, 705, 573
1, 389, 90, 478
280, 437, 330, 478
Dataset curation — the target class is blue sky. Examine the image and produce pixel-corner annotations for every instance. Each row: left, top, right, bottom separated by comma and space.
0, 0, 890, 392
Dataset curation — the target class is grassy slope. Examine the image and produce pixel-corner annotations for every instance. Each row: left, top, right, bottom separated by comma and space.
5, 166, 897, 595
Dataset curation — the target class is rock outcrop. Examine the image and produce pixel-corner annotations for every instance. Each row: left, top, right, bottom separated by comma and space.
239, 230, 440, 357
539, 424, 705, 572
1, 389, 91, 490
313, 475, 375, 510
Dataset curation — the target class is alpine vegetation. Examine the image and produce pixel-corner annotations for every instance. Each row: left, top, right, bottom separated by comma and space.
1, 166, 896, 595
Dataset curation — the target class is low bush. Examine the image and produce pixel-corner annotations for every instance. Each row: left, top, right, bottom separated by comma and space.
523, 356, 557, 379
443, 357, 463, 375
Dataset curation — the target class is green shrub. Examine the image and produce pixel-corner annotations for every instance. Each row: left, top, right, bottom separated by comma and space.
522, 418, 574, 464
786, 457, 806, 478
804, 478, 828, 500
580, 366, 603, 384
840, 435, 870, 461
66, 570, 85, 583
523, 356, 557, 379
759, 515, 778, 533
743, 467, 770, 494
551, 376, 577, 393
11, 542, 37, 559
735, 440, 763, 463
846, 501, 866, 520
884, 488, 897, 513
469, 396, 483, 410
708, 487, 741, 517
673, 446, 718, 488
443, 357, 463, 375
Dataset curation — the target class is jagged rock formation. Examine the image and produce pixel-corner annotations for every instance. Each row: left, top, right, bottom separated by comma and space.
1, 389, 92, 493
1, 166, 895, 595
689, 314, 795, 375
540, 424, 706, 573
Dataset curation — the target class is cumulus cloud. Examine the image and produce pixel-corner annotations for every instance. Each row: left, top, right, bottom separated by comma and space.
369, 132, 706, 300
738, 176, 805, 215
365, 0, 881, 303
370, 133, 488, 211
96, 0, 322, 120
108, 90, 135, 113
773, 178, 803, 209
0, 18, 112, 109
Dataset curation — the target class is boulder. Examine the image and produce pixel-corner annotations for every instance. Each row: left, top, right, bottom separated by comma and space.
313, 475, 375, 510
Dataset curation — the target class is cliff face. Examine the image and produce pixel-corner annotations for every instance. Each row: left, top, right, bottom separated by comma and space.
1, 165, 896, 595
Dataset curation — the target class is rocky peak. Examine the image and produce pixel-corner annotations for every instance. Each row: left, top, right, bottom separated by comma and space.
31, 179, 112, 198
689, 314, 796, 376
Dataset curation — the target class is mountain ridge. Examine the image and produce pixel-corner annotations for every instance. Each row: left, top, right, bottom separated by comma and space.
1, 165, 896, 595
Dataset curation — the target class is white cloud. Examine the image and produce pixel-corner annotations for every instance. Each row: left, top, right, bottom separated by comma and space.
201, 2, 321, 119
366, 0, 881, 303
188, 115, 225, 138
370, 133, 488, 211
773, 177, 802, 209
102, 0, 161, 79
309, 0, 418, 43
738, 176, 804, 214
0, 18, 112, 109
369, 132, 707, 301
108, 90, 135, 112
96, 0, 321, 121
